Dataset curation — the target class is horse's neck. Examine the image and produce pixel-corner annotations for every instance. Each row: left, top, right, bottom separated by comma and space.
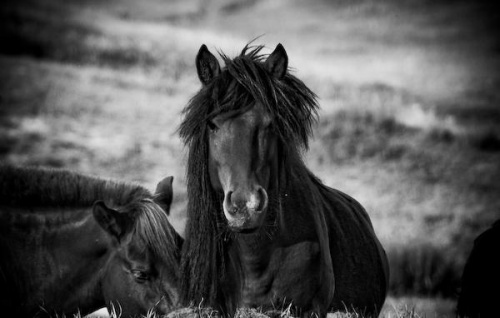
279, 166, 321, 243
0, 206, 111, 314
49, 211, 111, 312
236, 230, 274, 259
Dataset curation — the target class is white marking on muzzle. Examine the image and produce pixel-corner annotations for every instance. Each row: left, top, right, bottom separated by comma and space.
246, 193, 260, 211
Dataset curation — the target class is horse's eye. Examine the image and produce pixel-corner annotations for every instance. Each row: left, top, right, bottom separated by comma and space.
207, 120, 219, 132
131, 270, 150, 283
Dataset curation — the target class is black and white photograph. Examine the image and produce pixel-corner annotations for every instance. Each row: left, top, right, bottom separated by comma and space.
1, 0, 499, 317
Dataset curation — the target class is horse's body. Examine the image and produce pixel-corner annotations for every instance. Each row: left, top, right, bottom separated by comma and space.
179, 44, 389, 317
0, 165, 182, 317
236, 170, 388, 314
457, 220, 500, 318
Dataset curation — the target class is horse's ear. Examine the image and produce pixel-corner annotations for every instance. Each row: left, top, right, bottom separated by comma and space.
196, 44, 221, 85
265, 43, 288, 79
154, 176, 173, 215
93, 201, 132, 242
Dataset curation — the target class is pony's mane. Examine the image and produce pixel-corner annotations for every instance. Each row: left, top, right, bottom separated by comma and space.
178, 44, 319, 315
130, 198, 181, 271
0, 165, 150, 208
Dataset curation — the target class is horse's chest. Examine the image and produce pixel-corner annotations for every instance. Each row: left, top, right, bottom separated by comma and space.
240, 241, 322, 309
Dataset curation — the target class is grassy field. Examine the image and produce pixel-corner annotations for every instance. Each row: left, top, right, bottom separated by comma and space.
1, 0, 499, 317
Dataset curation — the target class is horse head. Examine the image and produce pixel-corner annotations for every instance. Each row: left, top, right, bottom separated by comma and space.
196, 44, 289, 233
93, 176, 181, 316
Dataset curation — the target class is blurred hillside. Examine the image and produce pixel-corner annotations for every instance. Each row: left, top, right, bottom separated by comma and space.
1, 0, 499, 316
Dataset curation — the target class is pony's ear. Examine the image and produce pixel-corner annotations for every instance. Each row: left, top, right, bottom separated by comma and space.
93, 201, 132, 242
265, 43, 288, 79
196, 44, 221, 85
154, 176, 173, 215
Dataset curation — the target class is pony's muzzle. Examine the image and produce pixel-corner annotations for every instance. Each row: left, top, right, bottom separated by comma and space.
225, 187, 268, 214
223, 187, 268, 230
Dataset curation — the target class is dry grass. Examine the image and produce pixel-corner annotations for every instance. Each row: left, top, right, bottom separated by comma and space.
81, 297, 454, 318
2, 0, 500, 317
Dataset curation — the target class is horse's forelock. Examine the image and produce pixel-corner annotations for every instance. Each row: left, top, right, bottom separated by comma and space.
224, 49, 319, 150
180, 44, 318, 152
131, 199, 180, 270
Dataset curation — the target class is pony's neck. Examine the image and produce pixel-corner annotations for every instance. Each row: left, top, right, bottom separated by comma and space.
0, 206, 113, 315
40, 210, 112, 314
235, 232, 275, 280
52, 211, 112, 314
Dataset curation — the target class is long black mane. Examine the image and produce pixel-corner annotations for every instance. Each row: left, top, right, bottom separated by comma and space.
179, 45, 319, 314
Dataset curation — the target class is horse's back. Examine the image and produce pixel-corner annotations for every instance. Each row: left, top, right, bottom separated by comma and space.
319, 183, 389, 315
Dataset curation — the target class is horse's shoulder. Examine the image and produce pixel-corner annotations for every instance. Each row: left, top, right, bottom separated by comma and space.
310, 176, 388, 260
313, 181, 373, 228
277, 240, 320, 262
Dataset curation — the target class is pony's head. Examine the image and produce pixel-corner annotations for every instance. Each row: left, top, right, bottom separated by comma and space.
93, 176, 182, 316
180, 43, 318, 233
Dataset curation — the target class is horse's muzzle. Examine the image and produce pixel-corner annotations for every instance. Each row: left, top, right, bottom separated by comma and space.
223, 187, 268, 231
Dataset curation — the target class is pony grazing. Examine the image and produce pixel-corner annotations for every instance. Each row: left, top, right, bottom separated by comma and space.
179, 44, 389, 317
0, 165, 183, 318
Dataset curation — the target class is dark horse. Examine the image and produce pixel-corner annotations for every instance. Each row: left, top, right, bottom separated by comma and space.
457, 219, 500, 318
0, 165, 183, 317
179, 44, 389, 317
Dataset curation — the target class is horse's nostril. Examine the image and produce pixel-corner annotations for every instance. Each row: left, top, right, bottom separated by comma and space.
224, 191, 236, 215
257, 187, 268, 212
